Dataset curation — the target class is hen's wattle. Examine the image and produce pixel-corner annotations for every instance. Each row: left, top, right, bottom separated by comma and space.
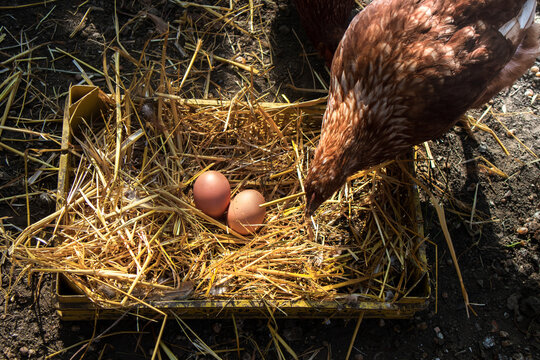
305, 0, 540, 216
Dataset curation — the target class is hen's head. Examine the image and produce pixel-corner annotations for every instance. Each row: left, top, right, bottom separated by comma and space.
304, 46, 413, 216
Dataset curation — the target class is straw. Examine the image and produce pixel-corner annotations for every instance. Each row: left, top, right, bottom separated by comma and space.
9, 95, 427, 307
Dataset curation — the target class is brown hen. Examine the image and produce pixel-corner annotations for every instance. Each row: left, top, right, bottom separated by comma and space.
305, 0, 540, 216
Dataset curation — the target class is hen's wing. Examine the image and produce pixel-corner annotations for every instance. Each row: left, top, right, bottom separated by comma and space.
331, 0, 540, 144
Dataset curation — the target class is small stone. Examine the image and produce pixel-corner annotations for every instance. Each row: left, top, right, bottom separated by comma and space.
234, 56, 246, 64
506, 128, 517, 137
446, 258, 453, 266
212, 322, 222, 334
283, 327, 303, 342
28, 349, 35, 356
536, 72, 540, 78
500, 330, 509, 338
140, 103, 155, 122
516, 227, 528, 235
354, 354, 365, 360
483, 336, 496, 349
478, 143, 488, 153
525, 89, 534, 97
278, 24, 290, 35
531, 65, 539, 73
506, 294, 520, 312
19, 347, 29, 356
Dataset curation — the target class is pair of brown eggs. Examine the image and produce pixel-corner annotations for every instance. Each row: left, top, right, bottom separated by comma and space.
192, 171, 266, 235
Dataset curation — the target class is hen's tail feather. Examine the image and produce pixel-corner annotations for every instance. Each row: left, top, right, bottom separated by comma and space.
473, 23, 540, 108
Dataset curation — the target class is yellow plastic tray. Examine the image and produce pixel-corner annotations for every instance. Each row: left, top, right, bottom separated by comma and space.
54, 85, 430, 320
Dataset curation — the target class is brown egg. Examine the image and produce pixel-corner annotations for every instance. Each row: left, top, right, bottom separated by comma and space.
227, 190, 266, 235
193, 171, 230, 218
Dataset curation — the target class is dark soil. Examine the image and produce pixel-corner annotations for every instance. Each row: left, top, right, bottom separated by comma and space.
1, 1, 539, 359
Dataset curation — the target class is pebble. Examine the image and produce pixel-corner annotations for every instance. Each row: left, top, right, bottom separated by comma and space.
354, 354, 365, 360
483, 336, 496, 349
525, 89, 534, 97
506, 128, 517, 137
531, 65, 539, 73
283, 327, 303, 342
500, 330, 509, 338
516, 227, 528, 235
507, 293, 520, 312
278, 24, 290, 35
234, 56, 246, 64
536, 72, 540, 78
478, 142, 488, 153
212, 322, 222, 334
19, 347, 29, 356
140, 103, 155, 122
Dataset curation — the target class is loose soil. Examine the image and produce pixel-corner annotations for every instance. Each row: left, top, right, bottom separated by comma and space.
0, 1, 538, 359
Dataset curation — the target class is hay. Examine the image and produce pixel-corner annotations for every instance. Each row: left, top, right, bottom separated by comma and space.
10, 93, 426, 307
3, 0, 429, 314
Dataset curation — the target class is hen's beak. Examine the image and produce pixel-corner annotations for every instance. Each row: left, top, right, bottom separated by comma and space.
304, 192, 321, 218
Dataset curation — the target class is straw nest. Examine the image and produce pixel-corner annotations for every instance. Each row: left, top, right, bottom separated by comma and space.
9, 90, 428, 309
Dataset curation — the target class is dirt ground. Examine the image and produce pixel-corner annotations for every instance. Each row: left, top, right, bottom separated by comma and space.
0, 1, 539, 359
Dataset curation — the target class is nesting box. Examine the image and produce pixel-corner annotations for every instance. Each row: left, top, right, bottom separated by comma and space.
49, 86, 430, 320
